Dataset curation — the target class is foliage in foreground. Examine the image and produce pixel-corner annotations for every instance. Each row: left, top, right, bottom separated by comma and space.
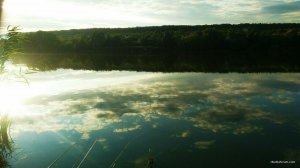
0, 26, 20, 73
0, 26, 20, 167
0, 116, 12, 168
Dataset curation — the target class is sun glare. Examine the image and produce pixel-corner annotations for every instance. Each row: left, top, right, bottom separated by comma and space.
4, 0, 57, 18
0, 79, 31, 117
2, 0, 157, 31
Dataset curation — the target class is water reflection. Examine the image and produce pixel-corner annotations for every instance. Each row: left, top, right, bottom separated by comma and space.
0, 115, 12, 168
1, 68, 300, 167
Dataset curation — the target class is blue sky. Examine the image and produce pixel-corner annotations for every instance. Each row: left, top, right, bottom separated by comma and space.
2, 0, 300, 31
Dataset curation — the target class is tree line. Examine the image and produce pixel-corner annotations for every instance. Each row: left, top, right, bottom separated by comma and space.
10, 24, 300, 72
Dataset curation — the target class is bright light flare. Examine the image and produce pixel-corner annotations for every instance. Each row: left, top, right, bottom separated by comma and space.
2, 0, 157, 31
0, 79, 32, 117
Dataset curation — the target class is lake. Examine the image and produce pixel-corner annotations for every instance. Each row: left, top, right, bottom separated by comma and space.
0, 64, 299, 168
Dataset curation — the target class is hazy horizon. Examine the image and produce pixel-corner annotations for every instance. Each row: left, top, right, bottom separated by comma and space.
1, 0, 300, 32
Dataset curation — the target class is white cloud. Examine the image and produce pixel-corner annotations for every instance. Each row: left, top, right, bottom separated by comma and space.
6, 66, 300, 140
2, 0, 299, 31
194, 140, 215, 149
113, 124, 141, 133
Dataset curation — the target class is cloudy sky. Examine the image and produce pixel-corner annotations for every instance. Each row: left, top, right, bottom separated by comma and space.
2, 0, 300, 31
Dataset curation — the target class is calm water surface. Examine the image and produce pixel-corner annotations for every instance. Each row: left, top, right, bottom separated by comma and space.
0, 65, 299, 168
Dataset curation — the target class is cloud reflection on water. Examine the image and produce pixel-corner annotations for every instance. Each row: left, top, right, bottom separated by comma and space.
2, 70, 299, 168
8, 72, 300, 141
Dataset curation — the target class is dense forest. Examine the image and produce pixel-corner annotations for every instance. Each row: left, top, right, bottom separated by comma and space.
10, 24, 300, 72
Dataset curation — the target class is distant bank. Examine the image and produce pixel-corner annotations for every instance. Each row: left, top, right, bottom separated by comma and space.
10, 24, 300, 72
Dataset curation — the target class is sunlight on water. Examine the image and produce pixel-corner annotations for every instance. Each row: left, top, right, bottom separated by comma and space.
0, 82, 29, 116
0, 63, 32, 116
1, 63, 300, 168
0, 63, 162, 118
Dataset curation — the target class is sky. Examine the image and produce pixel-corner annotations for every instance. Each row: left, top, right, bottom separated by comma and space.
1, 0, 300, 31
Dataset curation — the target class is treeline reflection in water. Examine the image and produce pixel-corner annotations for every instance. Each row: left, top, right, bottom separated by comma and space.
10, 24, 300, 72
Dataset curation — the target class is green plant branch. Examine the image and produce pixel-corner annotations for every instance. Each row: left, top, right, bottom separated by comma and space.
0, 26, 21, 73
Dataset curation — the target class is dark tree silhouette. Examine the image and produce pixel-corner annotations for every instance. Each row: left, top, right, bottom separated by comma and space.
10, 24, 300, 72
